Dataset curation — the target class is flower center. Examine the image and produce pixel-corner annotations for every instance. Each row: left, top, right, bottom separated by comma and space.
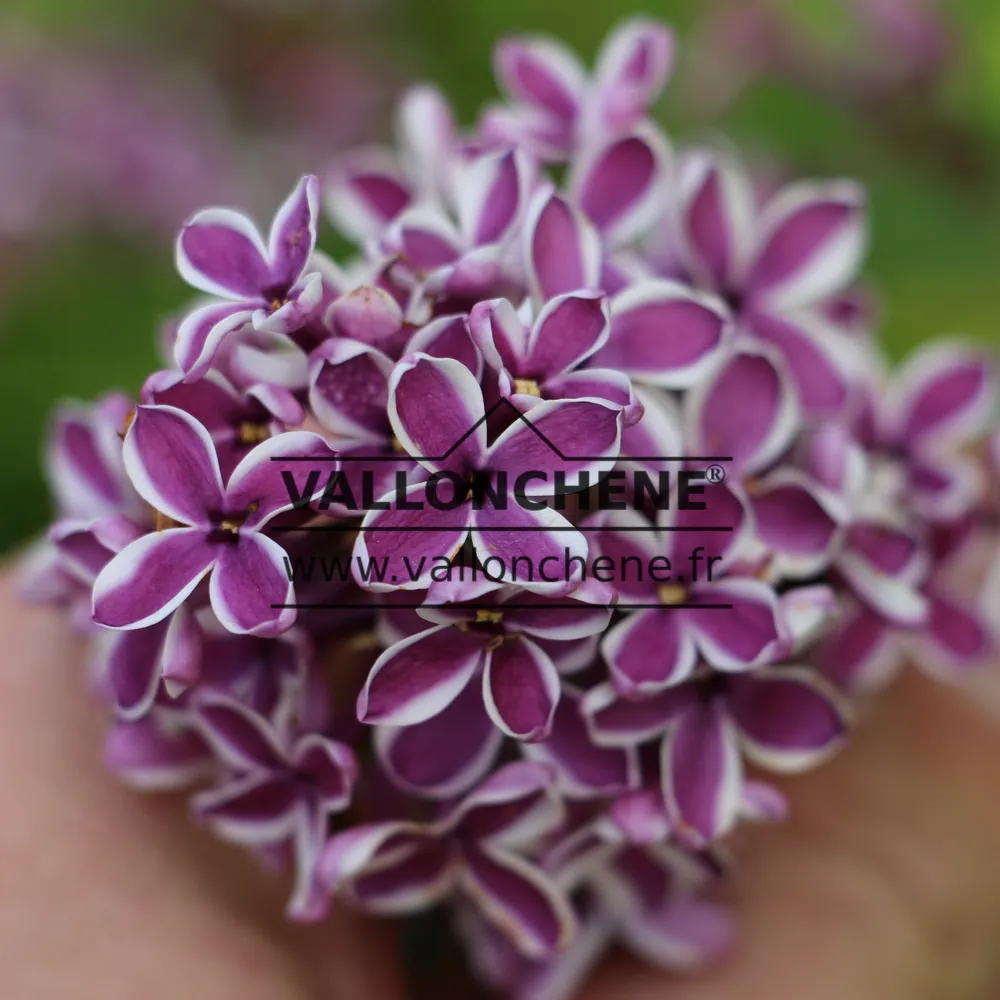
514, 378, 542, 397
475, 609, 504, 625
657, 583, 688, 606
238, 421, 272, 445
216, 500, 260, 538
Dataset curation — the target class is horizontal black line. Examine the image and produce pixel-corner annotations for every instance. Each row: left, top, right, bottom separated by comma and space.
273, 603, 735, 611
271, 456, 735, 463
270, 525, 734, 533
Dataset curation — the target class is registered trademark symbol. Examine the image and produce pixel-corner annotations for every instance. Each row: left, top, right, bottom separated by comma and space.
706, 464, 726, 484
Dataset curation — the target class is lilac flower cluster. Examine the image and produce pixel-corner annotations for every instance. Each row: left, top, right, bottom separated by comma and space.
28, 17, 1000, 997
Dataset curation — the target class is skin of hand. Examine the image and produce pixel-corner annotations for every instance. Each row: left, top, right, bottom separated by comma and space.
4, 556, 1000, 1000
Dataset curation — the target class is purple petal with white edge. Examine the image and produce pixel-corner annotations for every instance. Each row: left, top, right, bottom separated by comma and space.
534, 634, 598, 675
244, 383, 304, 428
309, 338, 394, 441
609, 789, 672, 844
910, 454, 982, 522
669, 480, 749, 573
123, 405, 224, 527
469, 297, 531, 378
160, 605, 203, 696
358, 625, 485, 727
327, 285, 404, 348
226, 431, 339, 529
741, 780, 789, 823
592, 279, 730, 388
209, 533, 296, 638
526, 291, 610, 378
748, 307, 853, 415
251, 272, 325, 336
461, 845, 577, 959
92, 529, 215, 631
320, 821, 431, 888
502, 594, 612, 641
397, 83, 457, 193
524, 188, 602, 302
479, 102, 575, 162
603, 609, 698, 697
227, 330, 309, 392
837, 537, 928, 627
483, 637, 561, 741
747, 181, 866, 310
749, 476, 840, 574
686, 347, 798, 475
176, 207, 270, 300
105, 716, 212, 792
570, 126, 669, 246
581, 681, 695, 747
354, 481, 473, 592
405, 315, 483, 381
918, 587, 992, 676
686, 578, 782, 670
729, 668, 847, 772
470, 502, 589, 596
815, 600, 898, 691
267, 175, 320, 292
192, 693, 287, 771
346, 843, 456, 914
104, 618, 169, 719
286, 807, 335, 923
543, 369, 641, 424
675, 152, 753, 291
525, 688, 637, 797
456, 148, 531, 246
886, 343, 996, 447
389, 354, 487, 475
292, 734, 358, 811
775, 584, 838, 657
375, 681, 502, 799
618, 896, 734, 972
661, 698, 742, 844
594, 17, 675, 129
325, 151, 412, 243
193, 774, 300, 844
488, 397, 622, 490
392, 207, 462, 271
620, 387, 683, 473
494, 36, 585, 120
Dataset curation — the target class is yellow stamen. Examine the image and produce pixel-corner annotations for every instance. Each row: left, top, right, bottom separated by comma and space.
657, 584, 688, 606
219, 518, 242, 535
514, 379, 542, 397
475, 609, 504, 625
238, 421, 271, 446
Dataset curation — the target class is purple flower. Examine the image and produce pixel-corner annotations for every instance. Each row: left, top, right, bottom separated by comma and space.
583, 667, 846, 844
92, 405, 337, 637
174, 175, 325, 377
192, 693, 358, 921
352, 353, 623, 594
320, 761, 575, 958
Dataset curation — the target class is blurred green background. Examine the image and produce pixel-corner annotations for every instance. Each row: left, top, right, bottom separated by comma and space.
1, 0, 999, 554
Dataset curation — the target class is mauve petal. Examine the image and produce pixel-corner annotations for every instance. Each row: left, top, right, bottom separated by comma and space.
375, 682, 502, 799
494, 37, 585, 119
193, 693, 287, 771
461, 845, 576, 959
487, 398, 622, 488
740, 780, 789, 823
105, 716, 212, 791
405, 315, 483, 381
193, 774, 300, 844
525, 189, 602, 301
470, 502, 589, 596
93, 529, 215, 631
619, 387, 684, 472
594, 17, 675, 129
686, 578, 782, 670
354, 482, 473, 592
609, 789, 672, 844
160, 605, 204, 695
104, 618, 169, 719
593, 280, 729, 388
308, 339, 394, 440
393, 208, 462, 271
603, 609, 697, 697
747, 181, 866, 309
527, 291, 610, 378
888, 343, 996, 447
479, 102, 575, 162
525, 688, 637, 797
268, 175, 320, 291
747, 308, 851, 415
618, 896, 734, 972
176, 207, 271, 299
470, 297, 531, 377
920, 588, 992, 672
347, 844, 456, 914
209, 533, 296, 637
47, 403, 127, 518
661, 699, 742, 844
389, 354, 487, 475
670, 480, 748, 572
581, 681, 695, 747
503, 595, 611, 641
327, 285, 404, 348
457, 148, 530, 246
675, 153, 753, 291
292, 734, 358, 811
728, 669, 846, 771
227, 431, 339, 528
397, 83, 458, 192
358, 625, 485, 726
543, 369, 640, 423
750, 478, 839, 569
123, 405, 224, 527
686, 348, 797, 474
325, 153, 412, 243
483, 637, 561, 741
320, 822, 431, 887
571, 128, 668, 245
